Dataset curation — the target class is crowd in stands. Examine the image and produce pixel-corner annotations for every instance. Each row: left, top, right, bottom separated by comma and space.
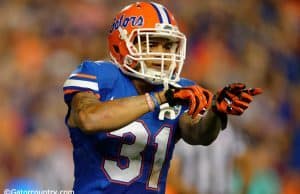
0, 0, 299, 193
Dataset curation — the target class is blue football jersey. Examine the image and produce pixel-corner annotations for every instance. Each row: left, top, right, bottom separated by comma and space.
63, 60, 195, 194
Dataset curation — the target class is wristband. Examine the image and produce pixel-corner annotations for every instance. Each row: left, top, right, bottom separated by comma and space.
149, 92, 160, 110
145, 93, 155, 112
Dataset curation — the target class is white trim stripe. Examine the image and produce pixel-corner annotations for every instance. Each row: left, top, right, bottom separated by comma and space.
63, 79, 99, 91
70, 73, 79, 78
152, 3, 169, 24
69, 73, 96, 80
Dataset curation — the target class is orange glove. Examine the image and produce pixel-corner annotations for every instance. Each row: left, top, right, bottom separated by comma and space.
213, 83, 263, 115
165, 85, 213, 118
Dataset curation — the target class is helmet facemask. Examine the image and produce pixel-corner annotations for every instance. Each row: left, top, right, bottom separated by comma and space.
116, 23, 186, 85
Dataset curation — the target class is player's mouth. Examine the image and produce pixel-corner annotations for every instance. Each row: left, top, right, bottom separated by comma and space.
150, 63, 171, 70
148, 63, 161, 71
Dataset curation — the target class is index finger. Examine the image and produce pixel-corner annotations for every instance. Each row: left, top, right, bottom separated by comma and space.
243, 88, 263, 96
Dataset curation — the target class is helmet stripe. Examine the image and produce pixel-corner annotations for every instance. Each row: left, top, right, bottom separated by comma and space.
150, 2, 170, 24
163, 8, 171, 24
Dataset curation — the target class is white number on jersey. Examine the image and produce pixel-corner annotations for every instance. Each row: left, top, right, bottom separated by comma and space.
103, 121, 172, 190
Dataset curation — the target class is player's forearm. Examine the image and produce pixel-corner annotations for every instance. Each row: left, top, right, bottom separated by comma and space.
72, 91, 167, 133
77, 95, 150, 132
179, 110, 223, 145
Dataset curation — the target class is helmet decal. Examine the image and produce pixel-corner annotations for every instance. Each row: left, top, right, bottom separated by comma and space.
110, 15, 144, 33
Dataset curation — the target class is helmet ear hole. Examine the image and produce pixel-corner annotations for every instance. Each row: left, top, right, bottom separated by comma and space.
113, 45, 120, 53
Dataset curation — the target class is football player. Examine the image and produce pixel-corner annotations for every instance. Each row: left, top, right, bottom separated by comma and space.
63, 2, 262, 194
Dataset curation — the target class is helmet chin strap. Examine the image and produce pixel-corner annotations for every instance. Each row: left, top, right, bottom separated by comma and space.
137, 61, 181, 88
163, 80, 170, 90
137, 61, 164, 85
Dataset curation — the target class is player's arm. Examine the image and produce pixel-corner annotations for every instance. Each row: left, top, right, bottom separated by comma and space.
164, 85, 221, 145
178, 110, 223, 145
68, 91, 164, 133
166, 83, 262, 145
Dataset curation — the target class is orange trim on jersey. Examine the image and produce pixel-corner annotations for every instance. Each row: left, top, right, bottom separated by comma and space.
73, 73, 96, 80
64, 89, 80, 95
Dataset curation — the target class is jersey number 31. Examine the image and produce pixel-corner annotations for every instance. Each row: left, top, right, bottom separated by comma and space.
102, 121, 172, 190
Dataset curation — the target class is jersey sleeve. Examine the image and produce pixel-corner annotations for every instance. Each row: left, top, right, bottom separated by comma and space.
63, 61, 100, 104
63, 60, 120, 105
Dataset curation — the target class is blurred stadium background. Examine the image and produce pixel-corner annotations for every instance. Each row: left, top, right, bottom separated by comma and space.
0, 0, 299, 193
